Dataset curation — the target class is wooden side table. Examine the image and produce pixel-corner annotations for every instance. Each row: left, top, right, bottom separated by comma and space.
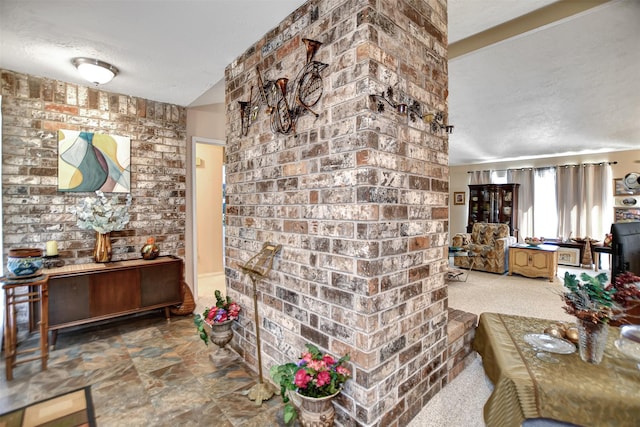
508, 244, 558, 282
2, 274, 49, 380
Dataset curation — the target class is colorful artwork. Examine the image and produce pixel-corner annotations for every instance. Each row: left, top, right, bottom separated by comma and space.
58, 130, 130, 193
614, 208, 640, 223
557, 247, 580, 267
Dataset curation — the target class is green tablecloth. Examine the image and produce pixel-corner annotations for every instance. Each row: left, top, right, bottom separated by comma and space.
473, 313, 640, 427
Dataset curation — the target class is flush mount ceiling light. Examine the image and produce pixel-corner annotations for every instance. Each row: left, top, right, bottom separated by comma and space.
72, 58, 119, 85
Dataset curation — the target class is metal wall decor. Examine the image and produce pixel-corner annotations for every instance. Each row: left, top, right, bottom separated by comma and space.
239, 38, 328, 136
370, 87, 423, 122
370, 86, 454, 134
424, 111, 455, 134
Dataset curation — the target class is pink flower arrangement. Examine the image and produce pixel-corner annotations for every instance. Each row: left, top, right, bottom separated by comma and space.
204, 301, 240, 325
270, 343, 351, 423
292, 350, 351, 393
194, 290, 241, 345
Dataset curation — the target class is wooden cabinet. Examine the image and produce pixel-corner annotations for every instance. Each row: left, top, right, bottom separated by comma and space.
508, 245, 558, 282
467, 184, 520, 239
47, 256, 183, 334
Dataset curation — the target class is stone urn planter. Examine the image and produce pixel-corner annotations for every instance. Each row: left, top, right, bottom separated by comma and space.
206, 319, 234, 349
295, 389, 340, 427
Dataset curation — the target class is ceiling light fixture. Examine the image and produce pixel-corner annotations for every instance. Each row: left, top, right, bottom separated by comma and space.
72, 58, 119, 85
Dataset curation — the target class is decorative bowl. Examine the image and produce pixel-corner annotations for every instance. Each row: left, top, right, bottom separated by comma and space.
7, 248, 44, 278
525, 237, 544, 247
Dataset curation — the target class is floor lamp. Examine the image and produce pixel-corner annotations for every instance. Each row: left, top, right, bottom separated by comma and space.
241, 242, 282, 405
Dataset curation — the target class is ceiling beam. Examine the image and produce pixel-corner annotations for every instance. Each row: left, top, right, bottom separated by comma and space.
449, 0, 612, 59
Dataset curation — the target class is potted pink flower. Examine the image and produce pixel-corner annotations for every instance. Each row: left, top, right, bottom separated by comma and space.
194, 290, 240, 347
270, 343, 351, 425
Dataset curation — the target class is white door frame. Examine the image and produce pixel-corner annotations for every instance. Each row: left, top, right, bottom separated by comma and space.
190, 136, 225, 302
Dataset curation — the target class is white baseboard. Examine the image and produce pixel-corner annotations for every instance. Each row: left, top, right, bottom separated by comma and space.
198, 271, 224, 279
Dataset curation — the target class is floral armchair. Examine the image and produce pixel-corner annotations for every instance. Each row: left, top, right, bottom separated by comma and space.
452, 223, 516, 274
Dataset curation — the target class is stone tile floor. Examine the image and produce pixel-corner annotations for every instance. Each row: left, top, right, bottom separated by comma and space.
0, 313, 287, 426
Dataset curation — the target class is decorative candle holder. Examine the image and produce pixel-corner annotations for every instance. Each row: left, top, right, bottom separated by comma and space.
43, 255, 65, 269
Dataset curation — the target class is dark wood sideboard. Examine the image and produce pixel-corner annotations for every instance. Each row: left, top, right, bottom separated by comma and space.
45, 256, 183, 344
467, 183, 520, 239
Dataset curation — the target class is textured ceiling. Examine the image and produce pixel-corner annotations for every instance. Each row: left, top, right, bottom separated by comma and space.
448, 0, 640, 165
0, 0, 305, 107
1, 0, 638, 165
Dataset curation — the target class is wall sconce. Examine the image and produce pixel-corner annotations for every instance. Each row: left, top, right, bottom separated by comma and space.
423, 111, 454, 134
72, 58, 119, 85
370, 87, 454, 133
369, 87, 422, 122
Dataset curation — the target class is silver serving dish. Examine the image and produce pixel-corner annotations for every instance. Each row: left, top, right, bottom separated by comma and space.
615, 325, 640, 368
524, 333, 576, 354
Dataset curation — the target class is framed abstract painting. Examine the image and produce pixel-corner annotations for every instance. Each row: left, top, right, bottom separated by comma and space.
58, 130, 131, 193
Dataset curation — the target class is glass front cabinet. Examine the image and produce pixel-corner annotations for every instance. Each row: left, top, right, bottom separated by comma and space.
467, 183, 520, 239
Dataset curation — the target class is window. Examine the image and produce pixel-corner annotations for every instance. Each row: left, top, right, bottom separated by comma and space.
533, 168, 557, 239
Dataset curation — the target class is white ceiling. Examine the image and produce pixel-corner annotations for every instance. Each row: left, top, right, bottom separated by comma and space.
1, 0, 638, 166
448, 0, 640, 165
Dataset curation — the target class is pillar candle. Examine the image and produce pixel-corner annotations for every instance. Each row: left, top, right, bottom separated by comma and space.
46, 240, 58, 256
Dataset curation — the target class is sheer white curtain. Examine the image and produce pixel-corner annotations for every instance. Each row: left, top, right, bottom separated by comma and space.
533, 167, 558, 239
556, 163, 612, 240
507, 169, 534, 241
469, 170, 491, 185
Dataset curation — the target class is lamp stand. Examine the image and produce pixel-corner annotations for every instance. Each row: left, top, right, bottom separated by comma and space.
241, 242, 282, 406
245, 273, 274, 405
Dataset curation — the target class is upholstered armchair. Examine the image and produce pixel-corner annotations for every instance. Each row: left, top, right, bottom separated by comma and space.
452, 223, 516, 274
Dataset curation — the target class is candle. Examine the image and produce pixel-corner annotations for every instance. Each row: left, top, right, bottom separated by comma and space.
46, 240, 58, 256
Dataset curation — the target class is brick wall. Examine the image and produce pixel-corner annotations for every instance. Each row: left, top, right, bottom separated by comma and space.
1, 70, 187, 264
224, 1, 450, 425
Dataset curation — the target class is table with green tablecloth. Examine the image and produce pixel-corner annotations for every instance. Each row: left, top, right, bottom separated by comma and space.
473, 312, 640, 427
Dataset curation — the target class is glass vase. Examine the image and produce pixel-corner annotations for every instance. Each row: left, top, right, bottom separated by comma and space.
93, 232, 112, 263
577, 318, 608, 364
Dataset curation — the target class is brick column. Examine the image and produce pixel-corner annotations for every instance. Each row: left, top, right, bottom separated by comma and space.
225, 1, 449, 425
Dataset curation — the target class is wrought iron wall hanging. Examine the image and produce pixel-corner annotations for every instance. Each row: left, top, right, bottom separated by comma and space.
239, 38, 328, 136
370, 87, 454, 133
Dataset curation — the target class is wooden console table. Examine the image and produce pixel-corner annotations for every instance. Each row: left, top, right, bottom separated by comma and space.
45, 256, 183, 344
508, 244, 558, 282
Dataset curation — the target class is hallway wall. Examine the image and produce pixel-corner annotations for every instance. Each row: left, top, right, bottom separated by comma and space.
195, 143, 224, 276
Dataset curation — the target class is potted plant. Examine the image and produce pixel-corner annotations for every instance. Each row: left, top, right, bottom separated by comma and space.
561, 271, 619, 364
270, 343, 351, 426
607, 271, 640, 326
194, 290, 241, 348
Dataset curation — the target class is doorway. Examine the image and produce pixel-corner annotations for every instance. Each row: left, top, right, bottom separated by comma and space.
192, 137, 226, 306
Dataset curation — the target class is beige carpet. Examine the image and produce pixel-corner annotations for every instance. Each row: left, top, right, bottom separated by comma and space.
407, 266, 605, 427
447, 267, 579, 322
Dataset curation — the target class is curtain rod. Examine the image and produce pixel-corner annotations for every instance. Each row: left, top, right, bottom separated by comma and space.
466, 161, 617, 173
